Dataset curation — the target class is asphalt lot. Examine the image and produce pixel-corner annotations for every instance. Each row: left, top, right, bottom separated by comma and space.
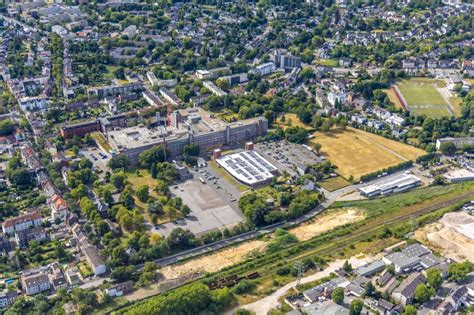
80, 147, 111, 176
153, 165, 244, 237
255, 140, 325, 176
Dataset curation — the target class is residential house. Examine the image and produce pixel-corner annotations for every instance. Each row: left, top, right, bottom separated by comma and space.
82, 245, 106, 276
0, 291, 19, 308
2, 211, 42, 235
105, 281, 133, 297
15, 226, 47, 248
392, 272, 426, 305
22, 273, 51, 295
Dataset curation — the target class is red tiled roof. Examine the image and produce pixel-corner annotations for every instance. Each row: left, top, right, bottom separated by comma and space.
2, 211, 41, 229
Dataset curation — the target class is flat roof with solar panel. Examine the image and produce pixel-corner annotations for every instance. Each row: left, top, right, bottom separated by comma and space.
216, 150, 278, 186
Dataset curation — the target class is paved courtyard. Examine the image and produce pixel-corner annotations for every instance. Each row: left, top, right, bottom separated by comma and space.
153, 179, 243, 237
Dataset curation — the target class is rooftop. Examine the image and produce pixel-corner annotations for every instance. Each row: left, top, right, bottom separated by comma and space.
216, 150, 277, 185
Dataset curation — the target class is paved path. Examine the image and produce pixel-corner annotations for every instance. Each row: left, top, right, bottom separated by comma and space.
226, 256, 374, 315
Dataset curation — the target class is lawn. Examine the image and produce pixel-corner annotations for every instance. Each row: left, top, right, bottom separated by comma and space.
315, 59, 339, 67
448, 96, 462, 117
77, 261, 93, 279
209, 160, 249, 192
383, 88, 404, 110
309, 127, 425, 180
126, 169, 183, 224
217, 110, 239, 123
275, 113, 312, 130
396, 78, 451, 118
409, 106, 452, 119
91, 132, 112, 152
318, 176, 351, 191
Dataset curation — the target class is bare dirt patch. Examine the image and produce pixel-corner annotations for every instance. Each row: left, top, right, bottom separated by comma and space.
161, 240, 267, 279
414, 212, 474, 262
161, 208, 365, 279
289, 207, 365, 241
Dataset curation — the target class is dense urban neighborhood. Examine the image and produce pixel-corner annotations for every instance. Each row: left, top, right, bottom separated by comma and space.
0, 0, 472, 314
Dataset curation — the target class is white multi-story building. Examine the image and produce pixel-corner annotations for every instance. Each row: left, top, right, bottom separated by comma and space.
251, 62, 276, 76
2, 211, 42, 235
22, 273, 51, 295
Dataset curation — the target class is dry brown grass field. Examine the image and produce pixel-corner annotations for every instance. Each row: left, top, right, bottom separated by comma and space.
309, 127, 425, 180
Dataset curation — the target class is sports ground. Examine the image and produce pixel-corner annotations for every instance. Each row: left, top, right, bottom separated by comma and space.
309, 128, 426, 180
392, 78, 461, 118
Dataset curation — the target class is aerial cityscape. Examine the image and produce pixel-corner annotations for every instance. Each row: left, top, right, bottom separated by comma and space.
0, 0, 472, 314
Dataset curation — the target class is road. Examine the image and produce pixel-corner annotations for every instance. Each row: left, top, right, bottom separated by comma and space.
138, 169, 419, 270
225, 256, 374, 315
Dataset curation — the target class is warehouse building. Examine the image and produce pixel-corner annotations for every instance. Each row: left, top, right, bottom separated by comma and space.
444, 169, 474, 183
359, 174, 422, 198
216, 150, 278, 187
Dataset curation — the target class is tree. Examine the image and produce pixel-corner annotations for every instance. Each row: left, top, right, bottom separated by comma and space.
103, 189, 114, 206
108, 155, 129, 170
448, 261, 473, 282
151, 163, 158, 179
332, 287, 344, 305
139, 146, 169, 169
439, 142, 456, 155
183, 143, 200, 157
365, 281, 375, 297
0, 120, 15, 136
426, 268, 443, 289
403, 305, 417, 315
166, 228, 195, 251
148, 201, 163, 215
136, 185, 150, 203
343, 260, 353, 272
349, 299, 363, 315
180, 204, 191, 216
120, 190, 135, 210
111, 265, 135, 282
414, 284, 434, 303
111, 172, 127, 191
313, 142, 322, 154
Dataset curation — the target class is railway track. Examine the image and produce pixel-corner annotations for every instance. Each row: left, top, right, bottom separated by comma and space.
215, 190, 474, 279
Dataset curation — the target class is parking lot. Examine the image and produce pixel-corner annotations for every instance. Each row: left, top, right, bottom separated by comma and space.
255, 140, 325, 176
80, 147, 111, 176
153, 164, 244, 237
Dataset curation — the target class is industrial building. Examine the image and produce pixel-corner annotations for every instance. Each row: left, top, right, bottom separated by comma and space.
359, 173, 422, 198
216, 150, 278, 186
444, 169, 474, 183
107, 107, 268, 163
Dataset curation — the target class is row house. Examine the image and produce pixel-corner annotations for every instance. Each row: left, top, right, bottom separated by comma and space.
21, 273, 50, 296
15, 226, 47, 248
2, 211, 42, 235
0, 291, 19, 308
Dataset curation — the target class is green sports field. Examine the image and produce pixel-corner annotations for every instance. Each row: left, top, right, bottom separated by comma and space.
396, 78, 452, 118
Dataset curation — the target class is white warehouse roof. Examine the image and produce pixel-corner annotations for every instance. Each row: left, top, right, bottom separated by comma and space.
359, 173, 421, 197
216, 150, 277, 186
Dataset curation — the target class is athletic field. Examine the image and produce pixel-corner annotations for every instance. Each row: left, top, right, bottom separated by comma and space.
395, 78, 452, 118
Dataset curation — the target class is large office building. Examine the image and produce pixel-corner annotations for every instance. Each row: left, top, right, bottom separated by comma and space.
216, 150, 278, 187
359, 173, 422, 198
107, 107, 268, 163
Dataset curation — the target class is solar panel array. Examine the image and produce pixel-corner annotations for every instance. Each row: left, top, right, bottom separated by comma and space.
218, 151, 277, 185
